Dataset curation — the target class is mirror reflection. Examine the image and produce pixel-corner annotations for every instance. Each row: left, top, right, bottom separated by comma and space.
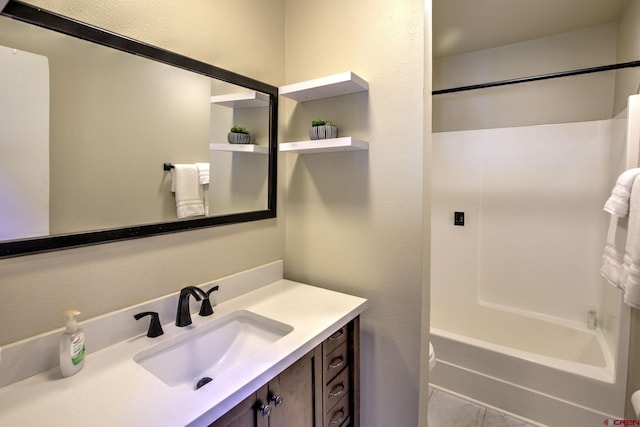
0, 7, 274, 250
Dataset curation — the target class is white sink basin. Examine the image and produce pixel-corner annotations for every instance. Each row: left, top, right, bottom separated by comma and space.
133, 310, 293, 388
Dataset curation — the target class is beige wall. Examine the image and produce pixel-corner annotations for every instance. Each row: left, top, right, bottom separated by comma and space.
25, 0, 285, 86
614, 0, 640, 115
0, 0, 286, 346
283, 1, 425, 426
433, 24, 617, 132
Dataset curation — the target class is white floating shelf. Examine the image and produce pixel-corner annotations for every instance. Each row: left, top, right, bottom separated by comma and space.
279, 137, 368, 154
209, 143, 269, 154
279, 72, 369, 102
210, 91, 269, 108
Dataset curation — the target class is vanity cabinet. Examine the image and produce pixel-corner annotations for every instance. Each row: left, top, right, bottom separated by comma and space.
209, 317, 360, 427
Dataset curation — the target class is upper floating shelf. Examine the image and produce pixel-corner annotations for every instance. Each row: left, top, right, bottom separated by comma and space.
279, 72, 369, 102
210, 91, 270, 108
209, 143, 269, 154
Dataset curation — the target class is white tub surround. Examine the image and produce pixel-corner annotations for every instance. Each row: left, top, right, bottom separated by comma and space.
431, 116, 632, 425
0, 261, 368, 426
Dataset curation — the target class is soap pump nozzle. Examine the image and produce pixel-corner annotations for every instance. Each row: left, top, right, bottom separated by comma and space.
64, 309, 80, 333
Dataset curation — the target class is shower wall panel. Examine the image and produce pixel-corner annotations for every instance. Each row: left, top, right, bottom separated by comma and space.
432, 119, 625, 327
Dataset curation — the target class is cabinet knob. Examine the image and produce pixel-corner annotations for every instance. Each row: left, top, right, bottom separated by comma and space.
258, 403, 271, 418
271, 394, 284, 407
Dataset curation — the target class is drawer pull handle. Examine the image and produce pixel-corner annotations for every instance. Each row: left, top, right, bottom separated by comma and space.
328, 356, 345, 370
328, 329, 345, 341
329, 408, 345, 426
328, 382, 345, 399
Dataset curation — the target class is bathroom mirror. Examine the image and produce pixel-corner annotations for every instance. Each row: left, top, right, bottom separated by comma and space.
0, 1, 277, 258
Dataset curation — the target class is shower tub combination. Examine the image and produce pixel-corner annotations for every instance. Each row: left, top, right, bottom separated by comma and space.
430, 113, 635, 425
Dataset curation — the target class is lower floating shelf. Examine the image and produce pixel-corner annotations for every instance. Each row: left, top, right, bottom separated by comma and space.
209, 143, 268, 154
279, 137, 368, 154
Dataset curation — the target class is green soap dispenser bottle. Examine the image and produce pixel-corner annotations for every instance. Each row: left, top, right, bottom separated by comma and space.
59, 310, 85, 377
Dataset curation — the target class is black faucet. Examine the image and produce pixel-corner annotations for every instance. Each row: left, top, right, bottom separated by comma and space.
176, 286, 205, 327
176, 285, 220, 327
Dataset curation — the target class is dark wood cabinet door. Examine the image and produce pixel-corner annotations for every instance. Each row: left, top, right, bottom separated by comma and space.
209, 385, 269, 427
268, 349, 321, 427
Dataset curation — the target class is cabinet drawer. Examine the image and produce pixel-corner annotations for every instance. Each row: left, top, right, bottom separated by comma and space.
324, 341, 348, 382
325, 394, 350, 427
325, 367, 350, 411
323, 325, 348, 356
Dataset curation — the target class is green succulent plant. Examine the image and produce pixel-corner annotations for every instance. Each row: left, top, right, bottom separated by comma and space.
230, 125, 249, 134
311, 119, 335, 127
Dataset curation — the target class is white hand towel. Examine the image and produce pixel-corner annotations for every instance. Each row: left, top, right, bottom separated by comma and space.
171, 164, 205, 219
203, 184, 209, 216
601, 215, 628, 288
195, 163, 210, 215
621, 175, 640, 309
623, 262, 640, 309
604, 168, 640, 217
195, 162, 210, 185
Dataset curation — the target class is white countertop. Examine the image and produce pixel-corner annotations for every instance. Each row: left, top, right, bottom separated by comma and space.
0, 279, 367, 426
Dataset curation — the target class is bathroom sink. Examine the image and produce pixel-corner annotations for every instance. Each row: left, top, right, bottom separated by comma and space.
134, 310, 293, 388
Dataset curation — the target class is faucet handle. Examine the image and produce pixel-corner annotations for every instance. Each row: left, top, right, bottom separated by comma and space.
134, 311, 164, 338
199, 286, 219, 317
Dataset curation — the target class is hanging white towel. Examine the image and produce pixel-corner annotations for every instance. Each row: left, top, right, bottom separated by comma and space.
195, 162, 210, 185
602, 168, 640, 289
621, 175, 640, 309
171, 164, 205, 218
604, 168, 640, 217
195, 163, 210, 215
601, 215, 628, 288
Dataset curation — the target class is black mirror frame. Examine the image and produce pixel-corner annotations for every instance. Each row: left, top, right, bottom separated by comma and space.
0, 1, 278, 258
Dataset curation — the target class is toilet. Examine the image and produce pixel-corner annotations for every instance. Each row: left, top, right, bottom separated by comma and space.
429, 342, 436, 372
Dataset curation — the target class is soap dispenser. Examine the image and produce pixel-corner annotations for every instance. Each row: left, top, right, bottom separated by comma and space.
59, 309, 85, 377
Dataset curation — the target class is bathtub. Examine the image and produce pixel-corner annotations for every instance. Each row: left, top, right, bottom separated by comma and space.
430, 304, 630, 426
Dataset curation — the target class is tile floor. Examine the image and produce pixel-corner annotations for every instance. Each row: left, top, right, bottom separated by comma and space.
428, 387, 541, 427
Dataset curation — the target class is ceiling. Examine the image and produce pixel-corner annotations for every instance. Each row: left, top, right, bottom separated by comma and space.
433, 0, 631, 58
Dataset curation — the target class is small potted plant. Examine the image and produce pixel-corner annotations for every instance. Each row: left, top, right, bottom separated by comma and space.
309, 119, 338, 140
228, 125, 251, 144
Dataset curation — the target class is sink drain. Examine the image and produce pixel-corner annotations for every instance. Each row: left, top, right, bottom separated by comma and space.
195, 376, 213, 390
